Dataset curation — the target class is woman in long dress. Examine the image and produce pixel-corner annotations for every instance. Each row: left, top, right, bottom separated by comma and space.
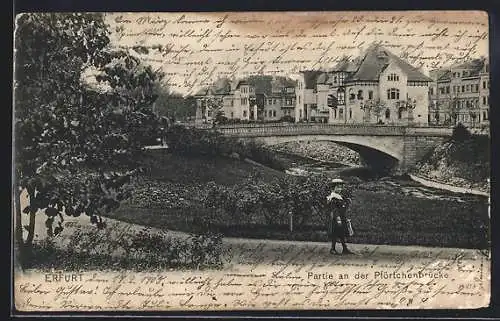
327, 180, 354, 255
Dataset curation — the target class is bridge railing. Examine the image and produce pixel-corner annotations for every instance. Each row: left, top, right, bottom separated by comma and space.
181, 122, 460, 137
213, 123, 410, 136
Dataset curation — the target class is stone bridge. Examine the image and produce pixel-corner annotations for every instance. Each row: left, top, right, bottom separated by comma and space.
199, 123, 454, 174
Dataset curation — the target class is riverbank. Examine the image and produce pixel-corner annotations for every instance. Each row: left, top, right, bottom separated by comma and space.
409, 174, 489, 197
413, 132, 490, 194
103, 150, 489, 249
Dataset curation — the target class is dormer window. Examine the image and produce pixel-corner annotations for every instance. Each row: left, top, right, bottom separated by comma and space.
388, 73, 399, 81
339, 73, 345, 85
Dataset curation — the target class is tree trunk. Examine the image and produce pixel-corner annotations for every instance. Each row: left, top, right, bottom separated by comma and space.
25, 191, 36, 249
14, 188, 24, 269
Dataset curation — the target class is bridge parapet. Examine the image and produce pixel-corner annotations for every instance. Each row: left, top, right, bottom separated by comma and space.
201, 123, 453, 137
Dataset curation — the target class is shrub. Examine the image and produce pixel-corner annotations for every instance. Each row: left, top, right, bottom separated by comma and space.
451, 123, 472, 142
28, 224, 228, 270
199, 175, 351, 230
165, 125, 286, 170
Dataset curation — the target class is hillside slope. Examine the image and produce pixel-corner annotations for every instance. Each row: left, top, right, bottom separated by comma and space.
413, 129, 490, 193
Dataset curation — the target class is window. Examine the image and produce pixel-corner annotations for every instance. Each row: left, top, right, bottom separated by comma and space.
368, 90, 373, 99
357, 90, 363, 100
483, 81, 486, 89
483, 96, 487, 105
385, 109, 391, 119
387, 88, 400, 100
339, 73, 345, 85
349, 89, 355, 101
398, 107, 404, 119
231, 112, 234, 118
298, 96, 301, 104
452, 86, 456, 93
475, 84, 479, 92
446, 86, 450, 94
339, 108, 344, 118
267, 99, 272, 105
272, 99, 277, 105
273, 110, 277, 117
243, 110, 247, 117
462, 85, 465, 92
466, 84, 470, 92
337, 90, 345, 105
333, 76, 337, 84
388, 73, 399, 81
462, 71, 467, 77
241, 98, 248, 105
430, 88, 434, 95
349, 108, 352, 119
285, 98, 292, 105
333, 108, 337, 118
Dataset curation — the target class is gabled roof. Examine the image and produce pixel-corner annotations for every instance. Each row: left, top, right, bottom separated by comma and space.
330, 56, 361, 73
348, 43, 432, 82
195, 76, 297, 97
429, 57, 488, 82
194, 78, 232, 96
316, 73, 329, 85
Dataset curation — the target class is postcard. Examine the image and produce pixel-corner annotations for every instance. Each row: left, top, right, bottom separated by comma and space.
12, 11, 490, 312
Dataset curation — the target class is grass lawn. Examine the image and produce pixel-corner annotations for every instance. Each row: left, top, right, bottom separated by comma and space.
106, 150, 490, 249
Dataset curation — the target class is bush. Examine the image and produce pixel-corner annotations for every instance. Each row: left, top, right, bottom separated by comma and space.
27, 225, 228, 270
451, 123, 472, 142
199, 175, 351, 230
165, 125, 286, 170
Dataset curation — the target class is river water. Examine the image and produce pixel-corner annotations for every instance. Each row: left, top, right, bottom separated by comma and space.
275, 150, 488, 205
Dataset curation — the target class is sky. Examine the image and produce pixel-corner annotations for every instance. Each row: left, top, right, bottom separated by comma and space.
102, 12, 489, 96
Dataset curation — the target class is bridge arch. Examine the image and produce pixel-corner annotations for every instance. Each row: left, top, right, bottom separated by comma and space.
251, 134, 404, 174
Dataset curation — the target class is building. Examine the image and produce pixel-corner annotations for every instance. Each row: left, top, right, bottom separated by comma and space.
428, 58, 490, 127
194, 78, 257, 123
194, 76, 297, 123
262, 77, 296, 122
296, 43, 433, 125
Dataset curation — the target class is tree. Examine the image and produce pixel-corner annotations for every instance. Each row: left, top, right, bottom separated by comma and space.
439, 91, 461, 126
204, 96, 224, 127
153, 85, 197, 122
469, 102, 480, 128
362, 99, 385, 123
13, 13, 163, 266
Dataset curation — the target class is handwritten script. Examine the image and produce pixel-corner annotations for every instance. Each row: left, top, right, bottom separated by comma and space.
15, 239, 490, 310
105, 11, 488, 95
